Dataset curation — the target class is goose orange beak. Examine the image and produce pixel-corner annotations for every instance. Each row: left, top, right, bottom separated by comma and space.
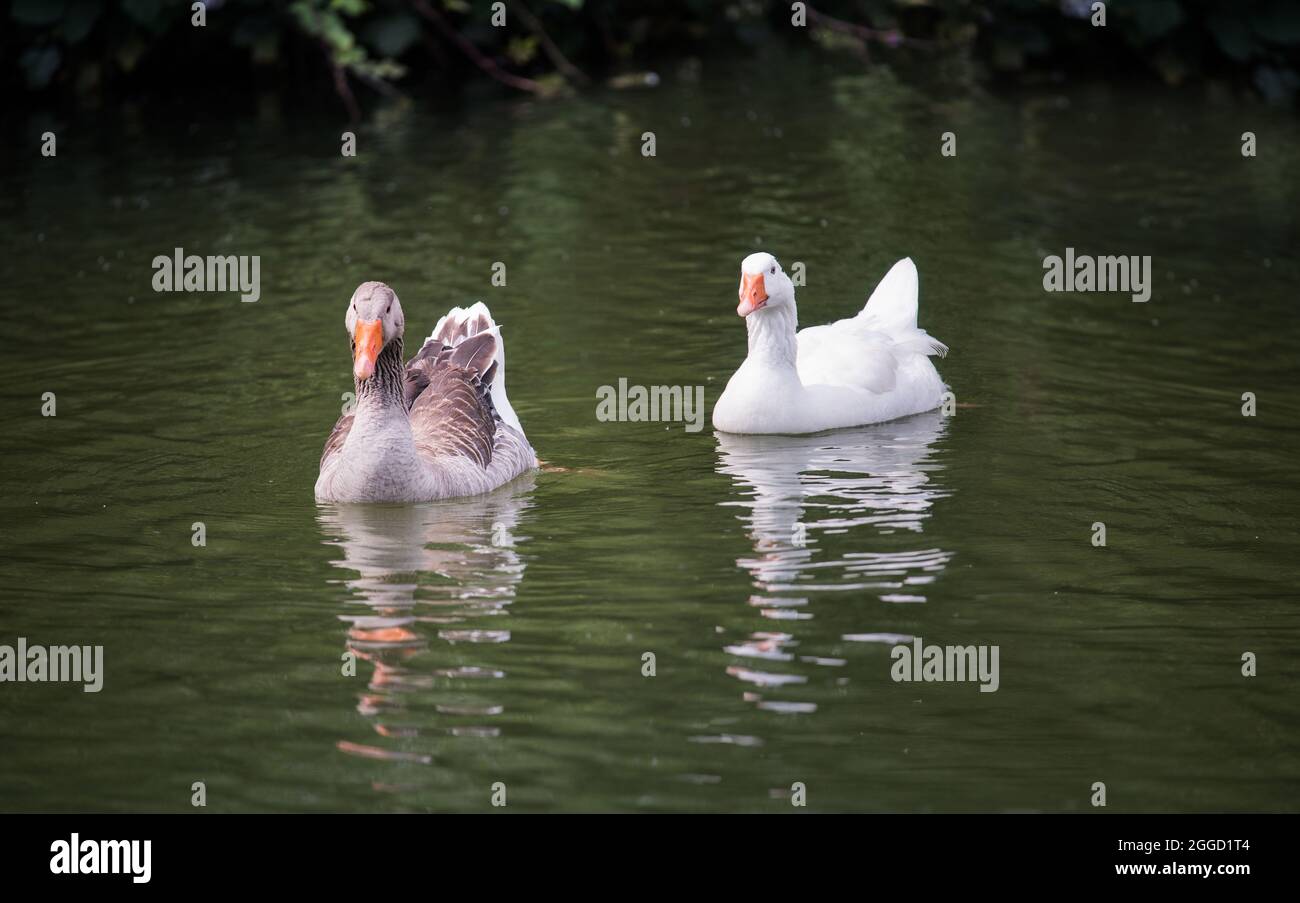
353, 319, 383, 380
737, 271, 768, 317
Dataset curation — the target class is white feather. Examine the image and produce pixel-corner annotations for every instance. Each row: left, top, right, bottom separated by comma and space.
796, 257, 946, 393
427, 302, 524, 435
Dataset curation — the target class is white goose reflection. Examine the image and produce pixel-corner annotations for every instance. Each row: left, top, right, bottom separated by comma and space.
714, 412, 951, 712
316, 475, 534, 765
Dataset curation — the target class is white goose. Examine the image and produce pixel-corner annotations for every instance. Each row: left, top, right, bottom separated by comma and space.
315, 282, 537, 503
712, 253, 949, 435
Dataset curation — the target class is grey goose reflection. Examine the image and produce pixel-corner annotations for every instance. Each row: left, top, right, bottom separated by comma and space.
318, 480, 534, 764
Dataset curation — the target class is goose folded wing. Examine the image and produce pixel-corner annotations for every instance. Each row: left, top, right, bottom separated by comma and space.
405, 332, 499, 469
319, 410, 354, 471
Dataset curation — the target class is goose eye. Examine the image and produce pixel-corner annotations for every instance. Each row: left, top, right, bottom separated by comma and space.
769, 265, 776, 274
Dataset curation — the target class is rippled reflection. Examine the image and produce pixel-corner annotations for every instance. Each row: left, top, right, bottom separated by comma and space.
316, 476, 535, 766
714, 412, 951, 711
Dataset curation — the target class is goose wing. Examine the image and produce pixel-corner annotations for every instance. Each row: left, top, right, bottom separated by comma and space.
404, 332, 499, 469
796, 258, 947, 393
319, 410, 354, 471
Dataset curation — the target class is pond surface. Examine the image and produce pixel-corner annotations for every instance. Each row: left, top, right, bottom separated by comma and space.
1, 56, 1298, 812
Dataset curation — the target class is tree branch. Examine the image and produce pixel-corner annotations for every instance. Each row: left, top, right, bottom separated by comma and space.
410, 0, 542, 94
805, 7, 933, 49
327, 51, 361, 122
509, 0, 590, 86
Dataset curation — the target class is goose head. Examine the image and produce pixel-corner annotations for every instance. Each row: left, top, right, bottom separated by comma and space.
346, 281, 405, 380
737, 252, 795, 318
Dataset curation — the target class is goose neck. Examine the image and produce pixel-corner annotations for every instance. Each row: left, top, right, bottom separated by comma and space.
353, 337, 407, 416
746, 303, 798, 368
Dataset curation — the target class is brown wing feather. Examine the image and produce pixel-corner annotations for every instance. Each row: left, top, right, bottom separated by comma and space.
432, 311, 493, 348
405, 333, 500, 469
320, 410, 354, 470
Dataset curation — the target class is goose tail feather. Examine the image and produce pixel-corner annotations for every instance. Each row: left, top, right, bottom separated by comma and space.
426, 302, 523, 434
858, 258, 947, 358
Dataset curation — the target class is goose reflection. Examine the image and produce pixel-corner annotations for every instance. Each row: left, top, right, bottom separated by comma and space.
714, 412, 951, 713
317, 475, 534, 767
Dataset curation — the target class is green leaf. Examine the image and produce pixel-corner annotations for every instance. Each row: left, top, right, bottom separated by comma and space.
1126, 0, 1184, 40
12, 0, 68, 26
1249, 3, 1300, 44
361, 12, 422, 58
506, 35, 539, 66
115, 36, 146, 71
61, 0, 103, 43
20, 46, 62, 88
1209, 13, 1258, 62
1254, 64, 1298, 103
322, 14, 356, 52
991, 37, 1024, 71
122, 0, 171, 33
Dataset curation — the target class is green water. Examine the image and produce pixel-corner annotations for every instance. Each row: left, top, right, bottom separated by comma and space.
2, 57, 1298, 812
